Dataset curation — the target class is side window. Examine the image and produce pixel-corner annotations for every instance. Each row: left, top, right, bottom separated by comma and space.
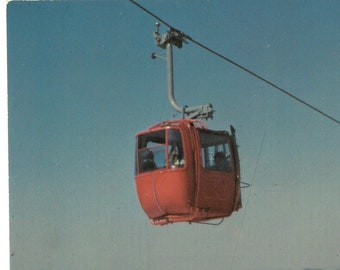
199, 131, 232, 172
168, 129, 185, 167
137, 130, 166, 173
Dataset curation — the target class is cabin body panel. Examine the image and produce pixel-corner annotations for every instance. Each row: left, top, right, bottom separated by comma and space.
195, 170, 235, 216
136, 171, 194, 218
135, 168, 195, 219
135, 172, 163, 218
154, 169, 194, 214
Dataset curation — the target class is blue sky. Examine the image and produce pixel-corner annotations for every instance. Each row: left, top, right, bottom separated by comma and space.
6, 1, 340, 270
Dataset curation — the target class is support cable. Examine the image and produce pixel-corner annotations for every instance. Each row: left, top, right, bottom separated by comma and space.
128, 0, 339, 125
230, 131, 266, 270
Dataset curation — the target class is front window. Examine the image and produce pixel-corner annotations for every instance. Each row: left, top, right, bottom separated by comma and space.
199, 131, 232, 172
137, 129, 185, 174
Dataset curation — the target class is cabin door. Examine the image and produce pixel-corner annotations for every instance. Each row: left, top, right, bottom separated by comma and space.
229, 126, 242, 211
195, 130, 236, 216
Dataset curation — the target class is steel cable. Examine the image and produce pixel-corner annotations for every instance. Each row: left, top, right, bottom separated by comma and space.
128, 0, 339, 124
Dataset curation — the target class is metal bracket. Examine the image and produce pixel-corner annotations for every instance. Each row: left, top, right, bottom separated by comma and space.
153, 22, 186, 49
152, 23, 214, 120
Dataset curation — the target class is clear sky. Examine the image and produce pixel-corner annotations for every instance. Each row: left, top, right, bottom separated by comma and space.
7, 1, 340, 270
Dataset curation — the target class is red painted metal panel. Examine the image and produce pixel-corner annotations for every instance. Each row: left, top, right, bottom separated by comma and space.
196, 169, 235, 216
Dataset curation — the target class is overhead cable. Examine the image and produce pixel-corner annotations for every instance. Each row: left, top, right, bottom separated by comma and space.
128, 0, 339, 124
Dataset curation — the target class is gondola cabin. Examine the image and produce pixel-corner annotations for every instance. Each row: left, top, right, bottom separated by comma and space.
135, 118, 242, 225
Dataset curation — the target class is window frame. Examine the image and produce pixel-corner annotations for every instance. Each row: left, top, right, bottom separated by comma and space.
198, 130, 232, 172
136, 128, 186, 174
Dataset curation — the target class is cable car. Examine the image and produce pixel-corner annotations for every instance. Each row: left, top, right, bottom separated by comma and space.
135, 118, 241, 225
134, 24, 242, 225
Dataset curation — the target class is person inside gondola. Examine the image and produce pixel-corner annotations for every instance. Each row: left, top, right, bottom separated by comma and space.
213, 151, 230, 172
168, 143, 185, 167
168, 130, 185, 167
140, 149, 157, 172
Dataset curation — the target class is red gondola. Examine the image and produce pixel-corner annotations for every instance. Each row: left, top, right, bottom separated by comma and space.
135, 119, 241, 225
134, 24, 242, 225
